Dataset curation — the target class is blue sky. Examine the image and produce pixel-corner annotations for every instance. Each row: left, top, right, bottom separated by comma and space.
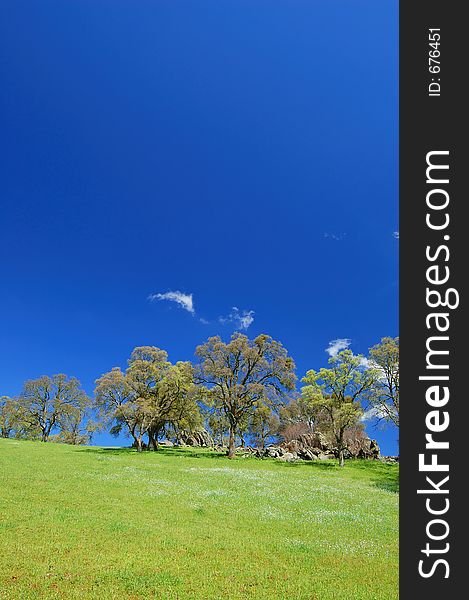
0, 1, 398, 453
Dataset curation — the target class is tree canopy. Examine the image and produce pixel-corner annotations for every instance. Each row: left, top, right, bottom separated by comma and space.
2, 334, 397, 464
18, 374, 89, 442
195, 333, 296, 458
367, 337, 400, 427
95, 346, 201, 451
301, 350, 378, 466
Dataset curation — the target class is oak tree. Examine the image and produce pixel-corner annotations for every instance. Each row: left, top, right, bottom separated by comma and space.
19, 375, 90, 442
195, 333, 296, 458
301, 350, 377, 466
0, 396, 20, 438
95, 346, 200, 451
368, 337, 399, 427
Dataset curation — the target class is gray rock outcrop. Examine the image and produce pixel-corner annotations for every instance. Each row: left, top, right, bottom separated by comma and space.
177, 429, 214, 447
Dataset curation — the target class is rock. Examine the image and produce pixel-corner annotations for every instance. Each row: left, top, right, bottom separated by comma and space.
178, 429, 214, 447
278, 430, 380, 461
318, 453, 334, 460
264, 445, 283, 458
238, 446, 256, 457
277, 452, 296, 462
299, 449, 317, 461
160, 440, 174, 447
380, 455, 399, 464
355, 438, 380, 460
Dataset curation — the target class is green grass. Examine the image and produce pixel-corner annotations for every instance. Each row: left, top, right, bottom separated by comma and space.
0, 439, 398, 599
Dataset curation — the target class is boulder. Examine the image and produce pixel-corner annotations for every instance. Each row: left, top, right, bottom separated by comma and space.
299, 449, 317, 461
355, 438, 380, 459
279, 430, 380, 461
277, 452, 296, 462
257, 445, 286, 459
178, 429, 214, 447
318, 453, 334, 460
380, 455, 399, 464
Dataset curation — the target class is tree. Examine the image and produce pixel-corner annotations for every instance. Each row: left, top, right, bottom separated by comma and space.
152, 361, 202, 445
248, 404, 279, 449
0, 396, 20, 438
301, 350, 377, 466
95, 346, 200, 452
19, 375, 89, 442
195, 333, 296, 458
52, 408, 99, 445
278, 396, 328, 432
367, 337, 399, 427
94, 367, 141, 447
207, 412, 230, 447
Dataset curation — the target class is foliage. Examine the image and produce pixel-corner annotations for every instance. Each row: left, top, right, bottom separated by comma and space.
17, 374, 90, 442
95, 347, 201, 451
278, 396, 331, 436
367, 337, 400, 427
207, 411, 230, 446
195, 333, 296, 458
301, 350, 378, 466
1, 335, 398, 459
0, 396, 20, 438
279, 421, 312, 443
248, 404, 279, 448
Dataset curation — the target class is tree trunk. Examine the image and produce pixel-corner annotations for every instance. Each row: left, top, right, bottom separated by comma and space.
338, 448, 345, 467
136, 438, 143, 452
337, 428, 346, 467
147, 430, 158, 451
227, 428, 236, 459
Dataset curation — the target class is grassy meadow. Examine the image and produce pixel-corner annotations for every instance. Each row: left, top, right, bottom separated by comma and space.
0, 439, 398, 599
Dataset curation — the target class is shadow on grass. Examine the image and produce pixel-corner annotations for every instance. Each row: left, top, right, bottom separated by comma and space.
157, 447, 228, 460
373, 470, 399, 493
274, 460, 338, 471
75, 446, 135, 456
73, 447, 399, 489
75, 445, 338, 466
346, 459, 400, 493
74, 445, 228, 460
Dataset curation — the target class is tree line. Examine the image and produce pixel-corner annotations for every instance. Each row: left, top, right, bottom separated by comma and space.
0, 334, 399, 465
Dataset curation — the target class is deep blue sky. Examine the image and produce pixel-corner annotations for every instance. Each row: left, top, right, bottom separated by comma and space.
0, 1, 398, 453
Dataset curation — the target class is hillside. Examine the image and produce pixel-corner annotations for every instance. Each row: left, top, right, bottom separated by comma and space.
0, 439, 398, 599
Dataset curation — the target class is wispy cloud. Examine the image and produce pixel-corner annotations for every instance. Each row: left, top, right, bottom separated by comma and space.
323, 232, 347, 241
393, 231, 399, 239
149, 292, 255, 330
219, 307, 255, 330
148, 290, 194, 314
326, 338, 351, 356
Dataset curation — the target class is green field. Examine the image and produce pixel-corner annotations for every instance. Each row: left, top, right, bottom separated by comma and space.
0, 439, 398, 599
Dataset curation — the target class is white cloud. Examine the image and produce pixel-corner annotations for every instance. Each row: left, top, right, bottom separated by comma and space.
393, 231, 399, 239
199, 317, 210, 325
359, 356, 372, 369
326, 338, 351, 356
361, 405, 388, 422
219, 307, 255, 330
148, 291, 194, 314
